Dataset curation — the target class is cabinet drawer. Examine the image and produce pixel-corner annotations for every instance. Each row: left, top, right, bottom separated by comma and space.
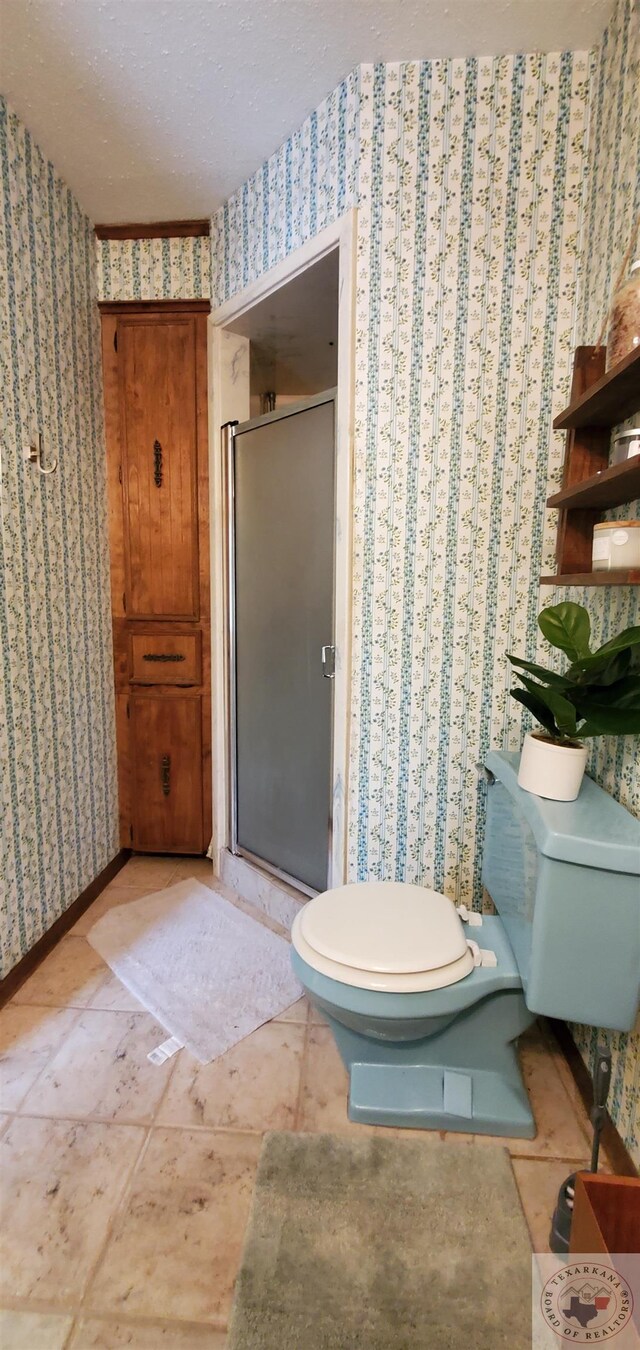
129, 633, 201, 685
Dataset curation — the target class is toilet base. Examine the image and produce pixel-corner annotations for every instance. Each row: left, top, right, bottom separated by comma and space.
326, 990, 536, 1138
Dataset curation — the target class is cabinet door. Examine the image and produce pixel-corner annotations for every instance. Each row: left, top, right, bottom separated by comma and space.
119, 316, 199, 619
130, 694, 203, 853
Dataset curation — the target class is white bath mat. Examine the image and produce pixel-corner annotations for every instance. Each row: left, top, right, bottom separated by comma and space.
87, 879, 303, 1063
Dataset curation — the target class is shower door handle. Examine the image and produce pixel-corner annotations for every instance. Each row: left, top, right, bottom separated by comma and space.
321, 645, 335, 679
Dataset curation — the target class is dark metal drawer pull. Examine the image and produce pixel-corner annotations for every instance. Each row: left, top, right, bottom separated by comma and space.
153, 439, 163, 487
161, 754, 171, 797
142, 652, 186, 663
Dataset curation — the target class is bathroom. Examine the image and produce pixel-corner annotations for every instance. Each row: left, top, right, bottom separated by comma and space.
1, 0, 639, 1346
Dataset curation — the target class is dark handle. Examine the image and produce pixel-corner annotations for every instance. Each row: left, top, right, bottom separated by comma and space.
142, 652, 186, 663
153, 439, 163, 487
161, 753, 171, 797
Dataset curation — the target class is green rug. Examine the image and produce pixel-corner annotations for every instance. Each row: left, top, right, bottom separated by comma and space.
227, 1131, 532, 1349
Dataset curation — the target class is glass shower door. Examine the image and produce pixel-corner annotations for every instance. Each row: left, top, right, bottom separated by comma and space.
228, 392, 336, 894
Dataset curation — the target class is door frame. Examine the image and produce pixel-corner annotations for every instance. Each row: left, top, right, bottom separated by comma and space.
208, 210, 357, 890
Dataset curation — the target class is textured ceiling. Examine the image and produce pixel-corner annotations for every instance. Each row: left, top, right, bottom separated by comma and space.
1, 0, 612, 222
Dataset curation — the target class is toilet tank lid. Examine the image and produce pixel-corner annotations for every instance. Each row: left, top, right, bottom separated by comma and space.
485, 752, 640, 875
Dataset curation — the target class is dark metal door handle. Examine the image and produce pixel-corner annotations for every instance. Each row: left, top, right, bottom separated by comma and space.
143, 652, 186, 663
153, 439, 163, 487
161, 753, 171, 796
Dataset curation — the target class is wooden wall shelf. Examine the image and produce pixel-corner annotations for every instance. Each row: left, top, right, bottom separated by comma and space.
553, 345, 640, 429
543, 345, 640, 587
541, 569, 640, 587
547, 458, 640, 511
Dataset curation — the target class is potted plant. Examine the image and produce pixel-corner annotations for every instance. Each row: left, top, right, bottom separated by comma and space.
508, 602, 640, 801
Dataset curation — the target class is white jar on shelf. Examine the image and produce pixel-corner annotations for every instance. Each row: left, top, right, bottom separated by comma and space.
612, 427, 640, 464
592, 520, 640, 571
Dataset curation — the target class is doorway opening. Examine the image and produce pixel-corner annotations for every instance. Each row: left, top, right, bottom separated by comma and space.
209, 212, 356, 904
232, 247, 339, 415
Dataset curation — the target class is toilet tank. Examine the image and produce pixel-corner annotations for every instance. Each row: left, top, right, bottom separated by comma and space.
482, 751, 640, 1032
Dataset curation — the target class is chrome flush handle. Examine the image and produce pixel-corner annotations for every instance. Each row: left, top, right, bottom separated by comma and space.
321, 645, 336, 679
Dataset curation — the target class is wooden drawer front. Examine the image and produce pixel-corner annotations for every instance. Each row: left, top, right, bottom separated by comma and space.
130, 633, 201, 685
130, 694, 203, 853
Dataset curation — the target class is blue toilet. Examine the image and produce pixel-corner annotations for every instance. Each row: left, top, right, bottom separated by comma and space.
291, 752, 640, 1137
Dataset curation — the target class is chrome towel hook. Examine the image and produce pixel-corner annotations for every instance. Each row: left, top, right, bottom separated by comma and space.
24, 432, 57, 476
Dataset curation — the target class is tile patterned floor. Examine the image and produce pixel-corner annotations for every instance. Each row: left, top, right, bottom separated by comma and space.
0, 855, 606, 1348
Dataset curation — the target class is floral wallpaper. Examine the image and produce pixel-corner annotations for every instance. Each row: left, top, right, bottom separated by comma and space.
212, 70, 359, 304
553, 0, 639, 1166
96, 234, 210, 301
212, 54, 590, 902
0, 97, 119, 977
212, 15, 639, 1162
350, 55, 588, 898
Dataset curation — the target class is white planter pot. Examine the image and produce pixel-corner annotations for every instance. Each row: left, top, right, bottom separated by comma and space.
517, 732, 588, 802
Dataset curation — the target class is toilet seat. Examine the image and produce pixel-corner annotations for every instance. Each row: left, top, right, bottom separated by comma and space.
292, 914, 476, 992
292, 882, 478, 993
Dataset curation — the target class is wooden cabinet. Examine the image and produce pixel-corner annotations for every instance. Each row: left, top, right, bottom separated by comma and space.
130, 694, 203, 853
119, 316, 200, 619
101, 301, 211, 854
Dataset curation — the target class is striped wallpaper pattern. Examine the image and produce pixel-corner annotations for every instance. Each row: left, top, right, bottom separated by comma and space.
212, 51, 590, 898
211, 69, 360, 303
96, 234, 210, 300
350, 56, 588, 898
212, 18, 639, 1162
0, 97, 118, 976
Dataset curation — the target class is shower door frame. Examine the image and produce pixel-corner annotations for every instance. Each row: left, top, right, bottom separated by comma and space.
209, 210, 357, 893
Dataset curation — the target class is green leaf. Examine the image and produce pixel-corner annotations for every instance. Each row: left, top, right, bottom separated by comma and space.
538, 602, 591, 662
568, 649, 630, 687
516, 675, 578, 737
543, 690, 578, 738
506, 655, 572, 688
578, 707, 640, 737
569, 627, 640, 680
570, 674, 640, 716
510, 688, 558, 737
594, 624, 640, 659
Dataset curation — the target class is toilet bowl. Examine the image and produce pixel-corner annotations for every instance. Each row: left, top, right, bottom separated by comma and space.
290, 751, 640, 1138
291, 882, 536, 1136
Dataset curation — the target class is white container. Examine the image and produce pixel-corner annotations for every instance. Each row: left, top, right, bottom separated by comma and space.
518, 732, 587, 802
592, 520, 640, 571
612, 428, 640, 464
